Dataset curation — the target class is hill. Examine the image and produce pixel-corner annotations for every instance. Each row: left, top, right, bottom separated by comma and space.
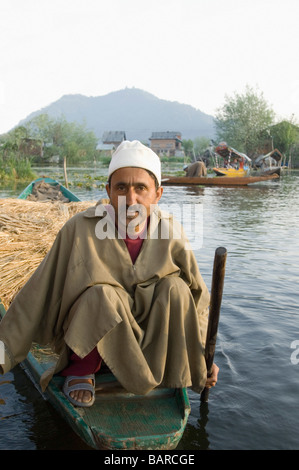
19, 88, 215, 142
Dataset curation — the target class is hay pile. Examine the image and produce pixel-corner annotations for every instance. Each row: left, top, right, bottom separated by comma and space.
26, 180, 71, 202
0, 198, 96, 310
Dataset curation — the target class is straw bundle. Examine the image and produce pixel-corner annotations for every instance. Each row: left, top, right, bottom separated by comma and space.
0, 198, 96, 310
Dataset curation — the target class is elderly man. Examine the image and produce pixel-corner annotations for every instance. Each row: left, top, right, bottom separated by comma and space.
0, 140, 218, 407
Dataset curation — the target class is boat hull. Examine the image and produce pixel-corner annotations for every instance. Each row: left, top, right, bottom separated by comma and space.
18, 177, 81, 202
162, 174, 279, 186
260, 167, 281, 176
0, 301, 190, 450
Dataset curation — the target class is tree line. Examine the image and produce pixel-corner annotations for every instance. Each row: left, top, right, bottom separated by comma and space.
183, 85, 299, 167
0, 114, 98, 165
1, 86, 299, 174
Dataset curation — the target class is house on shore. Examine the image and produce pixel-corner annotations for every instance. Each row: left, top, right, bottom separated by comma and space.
102, 131, 127, 148
97, 131, 127, 156
149, 132, 183, 157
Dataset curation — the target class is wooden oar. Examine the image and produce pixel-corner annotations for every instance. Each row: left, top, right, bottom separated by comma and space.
200, 246, 227, 402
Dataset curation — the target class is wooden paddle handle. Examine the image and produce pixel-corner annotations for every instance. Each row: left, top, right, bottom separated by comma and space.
200, 247, 227, 402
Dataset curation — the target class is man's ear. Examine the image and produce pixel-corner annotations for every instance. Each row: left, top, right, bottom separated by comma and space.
156, 186, 163, 202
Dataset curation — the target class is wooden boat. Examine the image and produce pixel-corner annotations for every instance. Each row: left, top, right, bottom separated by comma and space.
162, 174, 279, 186
213, 142, 252, 177
259, 166, 281, 177
254, 149, 283, 177
0, 301, 190, 450
18, 177, 81, 202
213, 167, 247, 177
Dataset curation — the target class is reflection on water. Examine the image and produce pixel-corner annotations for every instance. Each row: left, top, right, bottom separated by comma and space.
0, 368, 91, 450
0, 167, 299, 449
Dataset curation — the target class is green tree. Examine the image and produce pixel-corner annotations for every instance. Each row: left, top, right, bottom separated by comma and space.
0, 126, 37, 181
0, 126, 29, 156
270, 118, 299, 168
24, 114, 53, 141
270, 118, 299, 154
182, 139, 194, 160
215, 85, 275, 157
193, 137, 210, 156
25, 114, 98, 163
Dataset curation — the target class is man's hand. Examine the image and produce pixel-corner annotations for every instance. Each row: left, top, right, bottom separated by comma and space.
205, 363, 219, 389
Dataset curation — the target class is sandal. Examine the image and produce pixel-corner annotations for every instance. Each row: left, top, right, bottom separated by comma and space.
62, 374, 95, 407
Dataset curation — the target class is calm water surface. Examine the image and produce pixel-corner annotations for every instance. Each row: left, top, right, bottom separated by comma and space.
0, 167, 298, 450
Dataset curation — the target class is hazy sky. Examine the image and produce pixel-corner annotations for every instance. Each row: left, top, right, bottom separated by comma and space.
0, 0, 298, 134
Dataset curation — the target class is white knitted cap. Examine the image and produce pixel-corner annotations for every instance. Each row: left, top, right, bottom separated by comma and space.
108, 140, 161, 186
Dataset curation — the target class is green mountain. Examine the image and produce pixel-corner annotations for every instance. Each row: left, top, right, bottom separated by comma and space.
20, 88, 215, 142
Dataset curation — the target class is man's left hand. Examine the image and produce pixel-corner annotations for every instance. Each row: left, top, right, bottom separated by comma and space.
205, 363, 219, 388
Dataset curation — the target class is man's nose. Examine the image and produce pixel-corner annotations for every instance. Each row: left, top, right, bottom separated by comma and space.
126, 187, 137, 206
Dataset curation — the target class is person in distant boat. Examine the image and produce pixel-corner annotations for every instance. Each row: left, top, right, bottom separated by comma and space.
0, 141, 218, 407
183, 161, 207, 177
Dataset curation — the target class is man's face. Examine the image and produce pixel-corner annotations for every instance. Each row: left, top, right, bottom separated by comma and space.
106, 167, 163, 233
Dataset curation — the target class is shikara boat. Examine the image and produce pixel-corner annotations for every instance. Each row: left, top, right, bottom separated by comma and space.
162, 174, 279, 186
18, 177, 81, 202
213, 142, 252, 177
213, 167, 247, 177
0, 301, 190, 450
254, 149, 283, 176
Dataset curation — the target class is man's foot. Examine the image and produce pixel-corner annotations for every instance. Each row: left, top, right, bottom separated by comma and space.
69, 378, 94, 404
63, 375, 95, 407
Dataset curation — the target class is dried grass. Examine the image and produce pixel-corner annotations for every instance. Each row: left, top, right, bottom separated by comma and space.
0, 198, 96, 309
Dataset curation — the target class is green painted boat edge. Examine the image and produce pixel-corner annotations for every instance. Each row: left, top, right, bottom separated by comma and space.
21, 353, 190, 450
18, 177, 81, 202
0, 300, 190, 450
21, 351, 99, 449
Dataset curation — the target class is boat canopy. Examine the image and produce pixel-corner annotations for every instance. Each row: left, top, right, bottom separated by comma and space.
254, 149, 283, 165
215, 142, 252, 163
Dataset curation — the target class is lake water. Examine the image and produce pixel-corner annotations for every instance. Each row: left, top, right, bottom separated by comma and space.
0, 166, 298, 450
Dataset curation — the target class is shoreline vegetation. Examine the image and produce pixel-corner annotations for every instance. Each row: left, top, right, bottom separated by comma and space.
0, 156, 36, 183
0, 154, 190, 190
